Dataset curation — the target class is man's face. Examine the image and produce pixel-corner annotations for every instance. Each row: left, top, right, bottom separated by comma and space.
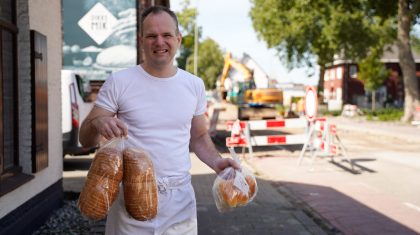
140, 12, 181, 68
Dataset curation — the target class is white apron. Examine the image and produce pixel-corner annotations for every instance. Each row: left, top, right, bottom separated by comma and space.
105, 174, 197, 235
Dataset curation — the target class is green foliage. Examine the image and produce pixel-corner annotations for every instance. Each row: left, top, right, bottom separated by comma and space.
186, 38, 224, 89
175, 0, 200, 70
321, 109, 342, 117
176, 0, 197, 34
363, 108, 404, 121
412, 34, 420, 52
175, 0, 224, 89
248, 0, 397, 89
357, 49, 390, 92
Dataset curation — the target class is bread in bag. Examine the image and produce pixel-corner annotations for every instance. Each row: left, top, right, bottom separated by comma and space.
123, 147, 158, 221
78, 147, 123, 220
218, 179, 249, 207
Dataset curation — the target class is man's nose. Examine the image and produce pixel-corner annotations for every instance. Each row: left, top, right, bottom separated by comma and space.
155, 35, 165, 44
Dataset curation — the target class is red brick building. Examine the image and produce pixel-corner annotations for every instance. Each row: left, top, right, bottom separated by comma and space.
323, 46, 420, 110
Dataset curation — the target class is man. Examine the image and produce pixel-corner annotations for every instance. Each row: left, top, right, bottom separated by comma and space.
79, 5, 239, 235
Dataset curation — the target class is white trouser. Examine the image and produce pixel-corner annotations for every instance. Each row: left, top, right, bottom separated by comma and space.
105, 174, 197, 235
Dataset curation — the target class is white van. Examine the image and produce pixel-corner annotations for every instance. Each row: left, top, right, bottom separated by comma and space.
61, 70, 96, 156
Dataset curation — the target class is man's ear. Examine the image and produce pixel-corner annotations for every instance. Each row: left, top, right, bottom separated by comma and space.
177, 32, 182, 47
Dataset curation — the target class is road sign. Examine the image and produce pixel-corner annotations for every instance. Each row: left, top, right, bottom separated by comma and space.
305, 86, 318, 122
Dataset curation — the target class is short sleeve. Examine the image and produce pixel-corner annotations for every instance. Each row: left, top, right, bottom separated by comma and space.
194, 78, 207, 116
95, 74, 119, 113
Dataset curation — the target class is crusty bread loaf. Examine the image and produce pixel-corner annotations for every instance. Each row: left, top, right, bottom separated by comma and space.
217, 172, 258, 209
245, 175, 257, 199
123, 147, 158, 221
218, 179, 249, 208
78, 147, 123, 220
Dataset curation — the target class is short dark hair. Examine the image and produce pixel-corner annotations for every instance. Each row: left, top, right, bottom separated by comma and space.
140, 5, 180, 35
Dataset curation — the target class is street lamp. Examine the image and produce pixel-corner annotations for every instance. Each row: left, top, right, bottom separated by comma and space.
193, 0, 198, 75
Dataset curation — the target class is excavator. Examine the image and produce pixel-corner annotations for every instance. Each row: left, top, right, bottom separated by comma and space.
218, 52, 283, 119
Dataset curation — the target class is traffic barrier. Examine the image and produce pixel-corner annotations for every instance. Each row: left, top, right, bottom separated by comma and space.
226, 118, 307, 158
298, 118, 353, 168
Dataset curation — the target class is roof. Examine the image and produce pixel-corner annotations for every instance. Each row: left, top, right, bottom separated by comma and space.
331, 45, 420, 65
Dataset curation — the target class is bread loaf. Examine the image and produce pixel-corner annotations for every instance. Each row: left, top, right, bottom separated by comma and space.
245, 175, 257, 199
218, 179, 249, 207
123, 147, 158, 221
78, 147, 123, 220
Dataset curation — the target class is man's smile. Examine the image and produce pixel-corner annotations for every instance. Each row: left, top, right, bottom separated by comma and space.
153, 49, 169, 54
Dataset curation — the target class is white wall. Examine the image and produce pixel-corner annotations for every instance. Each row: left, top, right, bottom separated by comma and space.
0, 0, 63, 218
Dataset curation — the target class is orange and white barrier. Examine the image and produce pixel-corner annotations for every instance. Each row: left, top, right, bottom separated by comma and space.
226, 119, 306, 131
298, 118, 353, 168
226, 118, 307, 158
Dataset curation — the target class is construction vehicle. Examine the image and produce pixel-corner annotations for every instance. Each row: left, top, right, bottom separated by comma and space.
218, 52, 283, 120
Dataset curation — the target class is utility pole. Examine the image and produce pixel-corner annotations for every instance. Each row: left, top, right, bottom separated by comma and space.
193, 13, 198, 75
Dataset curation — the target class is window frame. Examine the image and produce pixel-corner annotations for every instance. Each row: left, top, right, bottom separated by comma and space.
0, 0, 33, 197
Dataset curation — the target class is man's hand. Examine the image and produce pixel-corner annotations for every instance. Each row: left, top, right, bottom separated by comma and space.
80, 106, 127, 147
91, 116, 128, 140
213, 157, 241, 175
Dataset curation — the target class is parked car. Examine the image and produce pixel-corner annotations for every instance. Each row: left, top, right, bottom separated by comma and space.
61, 70, 96, 156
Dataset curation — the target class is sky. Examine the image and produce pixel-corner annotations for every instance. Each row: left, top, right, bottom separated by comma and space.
170, 0, 319, 85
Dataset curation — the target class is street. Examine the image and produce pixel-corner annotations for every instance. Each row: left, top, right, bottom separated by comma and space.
62, 103, 420, 234
242, 118, 420, 234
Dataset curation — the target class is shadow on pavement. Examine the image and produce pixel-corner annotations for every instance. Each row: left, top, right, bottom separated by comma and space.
273, 180, 420, 235
61, 163, 418, 235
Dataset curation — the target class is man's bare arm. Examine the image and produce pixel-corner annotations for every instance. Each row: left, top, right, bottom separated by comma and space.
79, 106, 127, 147
190, 115, 239, 174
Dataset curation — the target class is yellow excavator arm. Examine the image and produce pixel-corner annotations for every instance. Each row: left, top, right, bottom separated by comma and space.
218, 52, 283, 107
219, 52, 252, 93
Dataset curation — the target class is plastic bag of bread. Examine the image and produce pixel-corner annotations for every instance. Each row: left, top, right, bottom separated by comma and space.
212, 148, 258, 213
78, 137, 125, 220
123, 146, 158, 221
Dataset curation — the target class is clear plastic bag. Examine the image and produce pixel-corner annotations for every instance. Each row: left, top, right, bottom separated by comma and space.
78, 137, 125, 220
122, 142, 158, 221
212, 148, 258, 213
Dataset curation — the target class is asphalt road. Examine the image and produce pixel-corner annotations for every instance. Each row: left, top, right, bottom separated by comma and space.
63, 103, 420, 234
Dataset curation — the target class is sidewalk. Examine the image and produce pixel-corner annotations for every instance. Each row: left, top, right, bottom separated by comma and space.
241, 116, 420, 235
59, 112, 419, 234
328, 116, 420, 144
190, 154, 329, 235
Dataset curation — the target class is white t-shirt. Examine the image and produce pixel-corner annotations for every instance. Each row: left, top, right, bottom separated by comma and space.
95, 65, 207, 178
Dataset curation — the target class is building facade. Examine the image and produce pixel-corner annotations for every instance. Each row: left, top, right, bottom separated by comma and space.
0, 0, 169, 234
0, 0, 63, 234
323, 46, 420, 110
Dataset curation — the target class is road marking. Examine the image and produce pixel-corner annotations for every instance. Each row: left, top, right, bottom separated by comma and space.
404, 202, 420, 213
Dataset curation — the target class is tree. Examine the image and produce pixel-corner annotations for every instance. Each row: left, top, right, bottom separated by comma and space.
397, 0, 420, 122
249, 0, 380, 94
249, 0, 420, 122
358, 49, 391, 110
175, 0, 200, 70
186, 38, 224, 89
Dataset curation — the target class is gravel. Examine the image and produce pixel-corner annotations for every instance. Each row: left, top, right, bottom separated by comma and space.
32, 200, 106, 235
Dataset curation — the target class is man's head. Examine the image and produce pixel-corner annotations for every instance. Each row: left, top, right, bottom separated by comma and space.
140, 5, 182, 73
140, 6, 180, 36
